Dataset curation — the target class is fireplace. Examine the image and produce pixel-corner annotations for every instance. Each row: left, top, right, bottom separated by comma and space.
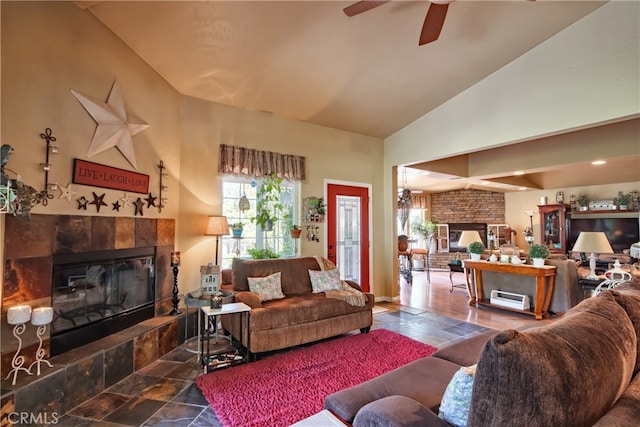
448, 223, 488, 252
50, 247, 156, 356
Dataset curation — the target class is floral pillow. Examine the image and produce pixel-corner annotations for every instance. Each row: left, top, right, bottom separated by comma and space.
438, 364, 477, 427
247, 272, 285, 301
309, 268, 342, 293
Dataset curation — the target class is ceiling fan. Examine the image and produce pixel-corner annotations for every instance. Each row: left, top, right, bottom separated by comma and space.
343, 0, 451, 45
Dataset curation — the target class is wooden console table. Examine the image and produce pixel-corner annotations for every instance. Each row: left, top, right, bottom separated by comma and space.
463, 260, 557, 320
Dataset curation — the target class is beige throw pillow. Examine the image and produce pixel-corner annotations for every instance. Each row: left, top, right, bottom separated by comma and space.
309, 268, 343, 293
247, 272, 285, 301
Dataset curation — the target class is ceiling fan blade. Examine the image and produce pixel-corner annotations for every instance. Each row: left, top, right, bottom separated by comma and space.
343, 0, 391, 17
419, 2, 449, 45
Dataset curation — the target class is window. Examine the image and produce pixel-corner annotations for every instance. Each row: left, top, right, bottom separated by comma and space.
221, 176, 299, 267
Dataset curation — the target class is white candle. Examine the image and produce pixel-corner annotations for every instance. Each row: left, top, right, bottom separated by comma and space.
31, 307, 53, 326
7, 305, 32, 325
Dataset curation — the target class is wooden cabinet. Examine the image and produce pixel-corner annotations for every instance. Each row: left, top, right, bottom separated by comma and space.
538, 204, 569, 252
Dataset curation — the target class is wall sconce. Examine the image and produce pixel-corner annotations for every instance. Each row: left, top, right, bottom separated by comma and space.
37, 128, 59, 205
158, 160, 167, 213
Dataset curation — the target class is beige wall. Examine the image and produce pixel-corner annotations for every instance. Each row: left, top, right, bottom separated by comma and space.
0, 2, 386, 301
176, 96, 384, 295
382, 2, 640, 298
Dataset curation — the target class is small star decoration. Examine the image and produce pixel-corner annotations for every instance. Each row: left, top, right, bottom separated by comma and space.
145, 192, 157, 208
58, 183, 77, 202
77, 196, 89, 210
112, 200, 121, 212
133, 197, 144, 216
120, 192, 133, 207
89, 192, 108, 213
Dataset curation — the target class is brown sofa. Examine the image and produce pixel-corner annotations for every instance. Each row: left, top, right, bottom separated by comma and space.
223, 257, 375, 357
325, 281, 640, 426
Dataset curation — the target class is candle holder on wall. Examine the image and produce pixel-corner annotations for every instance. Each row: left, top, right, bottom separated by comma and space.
158, 160, 168, 213
38, 128, 59, 205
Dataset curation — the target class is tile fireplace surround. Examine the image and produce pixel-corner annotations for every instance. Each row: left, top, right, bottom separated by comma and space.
0, 214, 196, 420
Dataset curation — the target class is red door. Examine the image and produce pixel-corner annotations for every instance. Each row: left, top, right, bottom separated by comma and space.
326, 184, 370, 292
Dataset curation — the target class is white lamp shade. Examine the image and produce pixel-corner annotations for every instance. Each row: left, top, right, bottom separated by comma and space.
205, 215, 230, 236
31, 307, 54, 326
457, 230, 483, 248
7, 305, 32, 325
572, 232, 614, 254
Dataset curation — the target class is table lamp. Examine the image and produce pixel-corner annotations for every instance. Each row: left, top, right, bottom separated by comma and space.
572, 231, 614, 280
205, 215, 229, 265
457, 230, 483, 249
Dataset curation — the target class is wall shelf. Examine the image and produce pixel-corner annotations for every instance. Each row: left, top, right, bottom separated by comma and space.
570, 210, 638, 219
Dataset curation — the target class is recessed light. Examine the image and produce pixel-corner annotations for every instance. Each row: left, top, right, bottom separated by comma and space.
420, 171, 430, 176
514, 171, 525, 176
592, 160, 606, 165
519, 187, 528, 191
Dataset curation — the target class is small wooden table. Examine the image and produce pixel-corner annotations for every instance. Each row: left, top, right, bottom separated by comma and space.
463, 260, 556, 320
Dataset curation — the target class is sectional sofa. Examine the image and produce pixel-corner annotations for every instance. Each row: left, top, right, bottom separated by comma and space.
325, 281, 640, 426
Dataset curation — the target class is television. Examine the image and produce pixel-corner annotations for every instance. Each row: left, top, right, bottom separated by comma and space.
568, 215, 640, 254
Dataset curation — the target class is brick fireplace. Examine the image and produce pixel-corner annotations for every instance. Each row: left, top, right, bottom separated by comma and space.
1, 214, 195, 418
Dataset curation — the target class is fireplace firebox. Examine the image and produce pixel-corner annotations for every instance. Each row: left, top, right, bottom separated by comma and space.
51, 247, 156, 356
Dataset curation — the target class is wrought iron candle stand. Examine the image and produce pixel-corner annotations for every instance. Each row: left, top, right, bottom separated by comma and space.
5, 305, 33, 385
29, 307, 54, 376
170, 251, 181, 315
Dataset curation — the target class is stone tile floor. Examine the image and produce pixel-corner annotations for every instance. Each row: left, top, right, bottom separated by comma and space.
47, 304, 492, 426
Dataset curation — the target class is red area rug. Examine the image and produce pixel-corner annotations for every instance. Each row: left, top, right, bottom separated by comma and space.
195, 328, 438, 426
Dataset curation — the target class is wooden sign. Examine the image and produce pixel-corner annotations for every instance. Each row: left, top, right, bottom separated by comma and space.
73, 159, 149, 194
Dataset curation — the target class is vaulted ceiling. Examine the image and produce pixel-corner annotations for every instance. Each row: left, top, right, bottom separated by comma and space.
77, 1, 638, 193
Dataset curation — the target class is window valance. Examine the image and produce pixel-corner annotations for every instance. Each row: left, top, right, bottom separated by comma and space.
218, 144, 306, 181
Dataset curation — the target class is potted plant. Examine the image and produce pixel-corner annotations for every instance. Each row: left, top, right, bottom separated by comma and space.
412, 221, 438, 252
307, 196, 326, 221
251, 172, 285, 231
615, 191, 632, 210
290, 224, 302, 239
229, 222, 244, 238
467, 241, 485, 261
577, 194, 589, 211
247, 247, 281, 259
529, 243, 550, 267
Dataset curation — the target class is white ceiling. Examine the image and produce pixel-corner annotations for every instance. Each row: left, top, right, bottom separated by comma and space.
79, 1, 638, 193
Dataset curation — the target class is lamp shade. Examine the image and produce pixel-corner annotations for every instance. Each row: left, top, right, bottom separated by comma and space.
205, 215, 230, 236
572, 232, 614, 254
457, 230, 483, 247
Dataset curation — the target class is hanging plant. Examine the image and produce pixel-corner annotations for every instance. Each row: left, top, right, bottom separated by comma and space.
251, 172, 285, 231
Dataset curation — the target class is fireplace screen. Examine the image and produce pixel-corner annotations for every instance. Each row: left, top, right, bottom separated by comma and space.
51, 248, 155, 354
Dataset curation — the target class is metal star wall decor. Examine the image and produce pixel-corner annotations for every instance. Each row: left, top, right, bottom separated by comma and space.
89, 192, 108, 213
58, 183, 77, 202
71, 80, 149, 169
133, 197, 144, 216
120, 192, 133, 207
112, 200, 121, 212
77, 196, 89, 210
145, 192, 157, 208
